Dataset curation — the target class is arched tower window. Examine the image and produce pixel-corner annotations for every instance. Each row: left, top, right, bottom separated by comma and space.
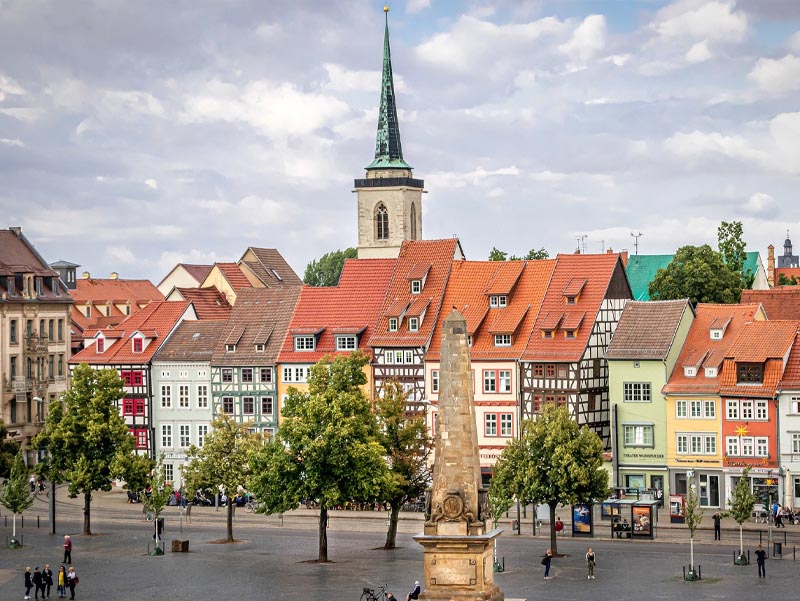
410, 203, 417, 240
376, 203, 389, 240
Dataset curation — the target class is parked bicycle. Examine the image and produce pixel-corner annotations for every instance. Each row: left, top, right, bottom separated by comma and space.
244, 499, 262, 513
360, 584, 391, 601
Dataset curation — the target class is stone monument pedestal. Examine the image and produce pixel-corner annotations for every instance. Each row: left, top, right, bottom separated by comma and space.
414, 530, 504, 601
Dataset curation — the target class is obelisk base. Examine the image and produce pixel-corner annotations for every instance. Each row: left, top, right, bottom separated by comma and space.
413, 530, 504, 601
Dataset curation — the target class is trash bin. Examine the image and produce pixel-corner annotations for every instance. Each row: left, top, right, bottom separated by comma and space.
773, 542, 782, 558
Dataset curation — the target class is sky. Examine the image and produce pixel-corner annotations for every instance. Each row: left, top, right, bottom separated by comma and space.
1, 0, 799, 282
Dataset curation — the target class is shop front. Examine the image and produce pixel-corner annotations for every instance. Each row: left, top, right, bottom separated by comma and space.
727, 468, 780, 508
671, 469, 725, 508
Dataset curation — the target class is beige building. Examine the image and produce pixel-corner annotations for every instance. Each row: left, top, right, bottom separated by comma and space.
0, 227, 72, 464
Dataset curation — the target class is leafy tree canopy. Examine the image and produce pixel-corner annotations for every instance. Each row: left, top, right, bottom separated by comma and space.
0, 421, 20, 479
490, 404, 608, 554
778, 273, 799, 286
249, 351, 389, 561
649, 244, 743, 305
718, 220, 754, 288
303, 247, 358, 287
0, 452, 34, 516
33, 363, 135, 534
488, 247, 549, 261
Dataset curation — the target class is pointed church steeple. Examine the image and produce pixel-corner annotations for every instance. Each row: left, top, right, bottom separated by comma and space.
367, 6, 412, 170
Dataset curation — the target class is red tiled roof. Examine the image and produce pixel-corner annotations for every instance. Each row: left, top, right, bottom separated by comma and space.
484, 261, 524, 296
279, 258, 395, 363
215, 263, 252, 291
426, 259, 556, 361
368, 239, 460, 349
561, 311, 586, 331
663, 303, 765, 395
522, 253, 626, 362
539, 312, 563, 331
775, 267, 800, 285
70, 278, 162, 303
175, 287, 232, 320
562, 278, 588, 297
406, 297, 431, 317
239, 248, 303, 287
779, 332, 800, 390
741, 288, 800, 320
407, 262, 432, 281
69, 301, 194, 365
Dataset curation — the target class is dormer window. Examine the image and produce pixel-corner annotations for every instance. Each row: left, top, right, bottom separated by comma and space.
710, 329, 723, 340
294, 336, 315, 351
7, 277, 15, 295
255, 343, 265, 352
388, 318, 398, 332
490, 295, 507, 308
565, 295, 576, 305
132, 338, 143, 353
737, 362, 763, 383
684, 366, 696, 377
225, 343, 237, 353
411, 280, 422, 294
335, 335, 357, 351
543, 331, 553, 339
494, 334, 511, 347
96, 337, 105, 353
35, 277, 42, 296
564, 329, 576, 339
704, 367, 717, 378
408, 317, 419, 332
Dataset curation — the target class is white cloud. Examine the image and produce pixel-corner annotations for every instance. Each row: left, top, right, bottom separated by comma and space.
102, 90, 166, 118
789, 31, 800, 52
0, 74, 25, 101
406, 0, 430, 14
559, 14, 607, 68
649, 0, 747, 44
743, 192, 777, 216
663, 130, 765, 162
685, 40, 712, 63
0, 137, 24, 147
322, 63, 399, 94
748, 55, 800, 95
145, 178, 158, 190
768, 112, 800, 173
428, 165, 520, 189
156, 249, 221, 276
106, 246, 136, 264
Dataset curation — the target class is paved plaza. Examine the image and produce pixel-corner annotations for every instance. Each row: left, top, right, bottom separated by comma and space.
1, 488, 799, 600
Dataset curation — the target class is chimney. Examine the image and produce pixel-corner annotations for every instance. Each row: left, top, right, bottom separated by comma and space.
606, 247, 614, 254
768, 244, 775, 287
110, 272, 119, 280
10, 226, 21, 237
82, 271, 91, 279
620, 250, 629, 267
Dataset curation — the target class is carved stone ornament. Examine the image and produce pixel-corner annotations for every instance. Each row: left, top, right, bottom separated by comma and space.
443, 493, 465, 520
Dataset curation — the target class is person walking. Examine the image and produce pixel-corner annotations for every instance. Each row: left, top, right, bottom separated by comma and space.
33, 567, 44, 600
756, 544, 767, 578
24, 566, 33, 600
63, 535, 72, 563
542, 548, 553, 579
586, 547, 596, 579
712, 511, 721, 540
56, 566, 67, 599
43, 565, 53, 599
405, 580, 421, 601
66, 567, 78, 600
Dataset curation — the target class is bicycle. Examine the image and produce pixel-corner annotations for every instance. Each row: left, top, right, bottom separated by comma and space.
360, 584, 390, 601
244, 500, 260, 513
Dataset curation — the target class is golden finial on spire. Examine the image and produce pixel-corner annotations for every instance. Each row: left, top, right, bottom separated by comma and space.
384, 5, 389, 12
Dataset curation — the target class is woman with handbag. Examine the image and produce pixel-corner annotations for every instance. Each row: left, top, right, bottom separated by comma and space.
66, 567, 78, 600
542, 548, 553, 579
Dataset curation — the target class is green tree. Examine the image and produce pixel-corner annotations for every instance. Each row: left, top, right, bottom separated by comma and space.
33, 364, 134, 535
726, 467, 755, 563
0, 452, 34, 544
303, 247, 358, 287
684, 477, 702, 578
0, 421, 20, 478
489, 247, 549, 261
649, 244, 743, 305
249, 352, 389, 562
182, 411, 264, 543
489, 404, 608, 555
488, 247, 508, 261
778, 273, 799, 286
718, 220, 754, 288
111, 453, 153, 499
374, 379, 431, 550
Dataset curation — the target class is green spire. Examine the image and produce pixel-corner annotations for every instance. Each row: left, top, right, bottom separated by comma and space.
366, 7, 412, 171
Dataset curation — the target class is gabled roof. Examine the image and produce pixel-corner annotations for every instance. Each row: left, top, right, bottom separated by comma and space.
156, 263, 213, 291
215, 263, 252, 291
152, 320, 227, 362
606, 300, 692, 360
779, 332, 800, 390
522, 253, 629, 362
70, 278, 163, 304
173, 287, 232, 320
212, 287, 302, 365
278, 258, 395, 363
239, 247, 302, 287
427, 259, 555, 361
368, 239, 461, 348
719, 320, 799, 397
663, 303, 765, 395
69, 301, 194, 365
742, 288, 800, 320
484, 261, 524, 296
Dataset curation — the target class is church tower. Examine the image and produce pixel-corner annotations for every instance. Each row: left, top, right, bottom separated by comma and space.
355, 6, 424, 259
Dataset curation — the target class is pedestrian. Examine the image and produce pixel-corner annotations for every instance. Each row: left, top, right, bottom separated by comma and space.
713, 510, 721, 540
756, 544, 766, 578
406, 580, 421, 601
57, 566, 67, 598
24, 566, 33, 600
33, 566, 44, 600
554, 517, 564, 536
586, 547, 596, 579
29, 475, 36, 493
66, 567, 78, 600
63, 535, 72, 563
542, 548, 553, 579
43, 564, 53, 599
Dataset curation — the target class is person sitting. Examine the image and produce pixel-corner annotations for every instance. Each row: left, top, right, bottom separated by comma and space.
554, 517, 564, 536
406, 580, 421, 601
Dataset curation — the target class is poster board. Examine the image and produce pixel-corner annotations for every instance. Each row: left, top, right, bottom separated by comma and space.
572, 504, 593, 537
669, 494, 685, 524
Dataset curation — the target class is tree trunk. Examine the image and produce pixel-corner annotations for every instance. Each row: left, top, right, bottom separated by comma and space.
226, 500, 234, 542
549, 502, 558, 556
83, 492, 92, 535
739, 524, 744, 555
690, 536, 694, 570
384, 501, 400, 550
12, 512, 16, 537
318, 507, 328, 562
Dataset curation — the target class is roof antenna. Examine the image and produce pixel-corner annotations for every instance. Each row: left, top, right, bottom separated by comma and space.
631, 232, 643, 256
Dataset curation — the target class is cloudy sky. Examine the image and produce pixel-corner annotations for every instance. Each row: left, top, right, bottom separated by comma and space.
1, 0, 799, 282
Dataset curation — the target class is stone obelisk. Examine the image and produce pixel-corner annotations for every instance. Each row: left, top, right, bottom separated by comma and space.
415, 310, 503, 601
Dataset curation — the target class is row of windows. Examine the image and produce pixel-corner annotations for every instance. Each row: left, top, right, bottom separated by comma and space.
282, 366, 310, 383
676, 433, 717, 455
97, 336, 143, 354
8, 354, 65, 379
160, 423, 209, 449
221, 367, 273, 384
484, 413, 513, 437
8, 318, 66, 344
160, 384, 209, 409
220, 396, 274, 415
676, 400, 716, 419
726, 436, 769, 457
726, 399, 769, 421
388, 317, 421, 332
429, 370, 512, 394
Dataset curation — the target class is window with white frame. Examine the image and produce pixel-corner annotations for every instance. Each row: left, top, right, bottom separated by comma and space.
756, 400, 768, 420
179, 424, 190, 447
792, 397, 800, 413
405, 350, 414, 364
161, 424, 172, 448
704, 400, 715, 418
494, 334, 511, 347
283, 366, 309, 383
705, 436, 716, 454
489, 295, 507, 308
483, 370, 497, 393
677, 434, 688, 453
255, 343, 265, 352
408, 317, 419, 332
294, 336, 315, 351
741, 437, 754, 456
485, 414, 497, 436
623, 382, 651, 402
705, 367, 718, 378
411, 280, 421, 294
164, 463, 174, 483
741, 400, 753, 420
623, 424, 654, 447
691, 435, 703, 454
500, 413, 513, 436
225, 343, 236, 352
336, 336, 357, 351
388, 318, 398, 332
690, 400, 702, 418
197, 385, 208, 409
431, 370, 439, 394
726, 399, 739, 420
727, 436, 740, 456
676, 400, 687, 418
161, 385, 172, 408
756, 437, 768, 457
243, 397, 254, 414
179, 385, 189, 408
676, 433, 716, 455
198, 424, 209, 447
499, 370, 511, 393
792, 433, 800, 454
